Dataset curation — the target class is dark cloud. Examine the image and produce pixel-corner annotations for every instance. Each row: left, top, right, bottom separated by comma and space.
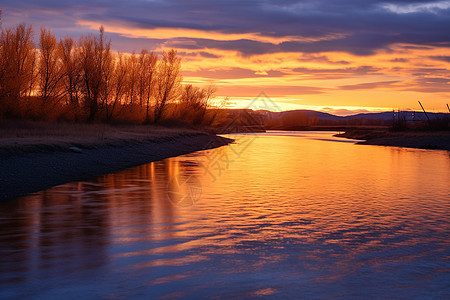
106, 33, 165, 53
297, 55, 350, 65
338, 80, 400, 90
198, 51, 221, 59
399, 45, 434, 50
1, 0, 449, 55
182, 67, 288, 79
182, 64, 382, 81
165, 38, 279, 56
399, 76, 450, 93
219, 85, 326, 97
390, 58, 409, 62
291, 65, 382, 79
279, 33, 397, 56
411, 67, 450, 76
429, 56, 450, 62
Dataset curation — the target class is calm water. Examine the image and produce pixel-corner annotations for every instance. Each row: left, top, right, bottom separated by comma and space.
1, 131, 449, 299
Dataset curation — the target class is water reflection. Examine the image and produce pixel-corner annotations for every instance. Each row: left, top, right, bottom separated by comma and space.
0, 131, 449, 299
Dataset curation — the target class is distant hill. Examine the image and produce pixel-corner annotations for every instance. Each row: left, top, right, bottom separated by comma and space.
264, 109, 448, 121
280, 110, 343, 121
215, 108, 448, 131
344, 111, 448, 121
261, 109, 449, 130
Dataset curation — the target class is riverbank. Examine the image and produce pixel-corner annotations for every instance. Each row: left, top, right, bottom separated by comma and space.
336, 130, 450, 151
0, 120, 233, 201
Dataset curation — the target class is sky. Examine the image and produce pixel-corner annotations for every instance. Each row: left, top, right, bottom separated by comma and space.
1, 0, 450, 115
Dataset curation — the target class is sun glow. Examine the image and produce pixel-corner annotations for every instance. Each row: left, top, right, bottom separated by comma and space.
220, 97, 390, 116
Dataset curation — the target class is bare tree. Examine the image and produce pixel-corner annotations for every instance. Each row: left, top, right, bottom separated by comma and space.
0, 21, 220, 124
106, 53, 128, 121
25, 45, 38, 99
154, 49, 182, 122
0, 24, 35, 99
125, 51, 138, 105
59, 36, 80, 105
78, 26, 110, 121
206, 96, 228, 126
196, 84, 216, 124
138, 50, 157, 122
179, 84, 216, 124
78, 34, 95, 117
38, 28, 64, 101
100, 42, 113, 121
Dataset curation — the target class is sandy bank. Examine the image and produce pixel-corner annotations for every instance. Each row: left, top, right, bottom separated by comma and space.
336, 130, 450, 151
0, 132, 232, 201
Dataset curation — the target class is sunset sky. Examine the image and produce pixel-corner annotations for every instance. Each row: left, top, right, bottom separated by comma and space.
1, 0, 450, 115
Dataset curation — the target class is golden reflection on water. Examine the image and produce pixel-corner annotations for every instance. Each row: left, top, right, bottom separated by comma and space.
0, 131, 449, 298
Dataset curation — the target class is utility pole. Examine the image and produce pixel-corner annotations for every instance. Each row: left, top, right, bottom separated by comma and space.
418, 101, 431, 126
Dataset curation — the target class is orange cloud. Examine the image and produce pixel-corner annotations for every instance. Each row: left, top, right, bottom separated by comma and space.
78, 20, 347, 45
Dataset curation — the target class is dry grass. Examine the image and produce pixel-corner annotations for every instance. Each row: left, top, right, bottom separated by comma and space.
0, 119, 205, 156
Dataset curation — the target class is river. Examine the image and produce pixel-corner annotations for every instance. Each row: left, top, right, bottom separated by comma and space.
1, 131, 449, 299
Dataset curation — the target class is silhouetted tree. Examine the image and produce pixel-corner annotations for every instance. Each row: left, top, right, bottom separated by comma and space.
59, 36, 80, 105
100, 40, 113, 120
179, 84, 215, 124
0, 24, 35, 99
78, 26, 111, 121
38, 28, 64, 100
0, 21, 222, 125
154, 49, 181, 122
195, 84, 216, 124
138, 50, 157, 122
106, 53, 128, 121
125, 51, 138, 105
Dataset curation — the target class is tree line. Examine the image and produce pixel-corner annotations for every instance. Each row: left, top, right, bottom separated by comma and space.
0, 23, 221, 124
